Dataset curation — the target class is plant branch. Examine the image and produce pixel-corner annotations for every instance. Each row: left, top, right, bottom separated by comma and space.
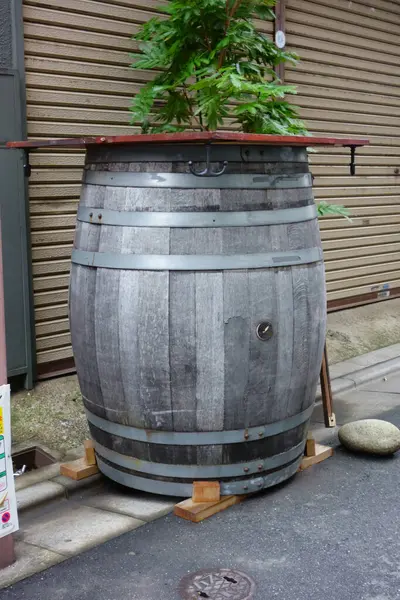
130, 0, 306, 136
226, 0, 243, 26
218, 0, 243, 68
202, 23, 212, 51
182, 86, 204, 131
194, 73, 204, 129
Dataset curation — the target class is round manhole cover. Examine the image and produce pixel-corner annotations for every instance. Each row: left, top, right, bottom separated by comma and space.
179, 568, 256, 600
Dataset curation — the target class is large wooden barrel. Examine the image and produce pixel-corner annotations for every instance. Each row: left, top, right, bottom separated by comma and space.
70, 142, 326, 497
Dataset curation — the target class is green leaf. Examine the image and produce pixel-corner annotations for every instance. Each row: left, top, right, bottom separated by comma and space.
317, 202, 352, 222
130, 0, 308, 135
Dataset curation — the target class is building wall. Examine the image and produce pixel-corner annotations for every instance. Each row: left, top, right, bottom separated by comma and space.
286, 0, 400, 304
22, 0, 400, 372
1, 0, 34, 385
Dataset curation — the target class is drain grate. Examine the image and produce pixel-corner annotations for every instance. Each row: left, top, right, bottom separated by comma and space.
12, 446, 56, 473
179, 568, 256, 600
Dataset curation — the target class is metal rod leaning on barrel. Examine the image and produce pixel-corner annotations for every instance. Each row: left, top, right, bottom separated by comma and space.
320, 344, 336, 427
0, 214, 17, 570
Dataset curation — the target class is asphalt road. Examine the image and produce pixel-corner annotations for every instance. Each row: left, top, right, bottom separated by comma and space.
2, 407, 400, 600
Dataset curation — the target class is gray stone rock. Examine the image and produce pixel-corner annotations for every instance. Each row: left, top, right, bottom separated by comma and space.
338, 419, 400, 456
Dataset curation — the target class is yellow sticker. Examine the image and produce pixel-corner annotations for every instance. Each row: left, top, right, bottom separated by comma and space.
0, 407, 3, 435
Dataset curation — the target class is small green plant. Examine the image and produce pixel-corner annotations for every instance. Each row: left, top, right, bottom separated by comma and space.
130, 0, 306, 135
317, 201, 352, 222
130, 3, 351, 222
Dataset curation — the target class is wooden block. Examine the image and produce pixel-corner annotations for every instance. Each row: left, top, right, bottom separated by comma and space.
60, 457, 99, 481
299, 444, 333, 471
84, 439, 96, 466
305, 432, 316, 457
192, 481, 220, 503
174, 495, 245, 523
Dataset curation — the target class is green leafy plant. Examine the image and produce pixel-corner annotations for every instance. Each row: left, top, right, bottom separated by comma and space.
317, 201, 352, 222
130, 0, 306, 134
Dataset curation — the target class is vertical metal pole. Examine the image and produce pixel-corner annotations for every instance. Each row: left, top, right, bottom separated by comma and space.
274, 0, 286, 82
0, 220, 15, 569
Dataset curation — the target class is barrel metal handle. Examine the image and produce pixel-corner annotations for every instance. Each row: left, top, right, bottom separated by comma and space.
188, 143, 228, 177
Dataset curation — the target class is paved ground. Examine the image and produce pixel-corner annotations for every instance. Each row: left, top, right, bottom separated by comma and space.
0, 480, 177, 590
1, 371, 399, 598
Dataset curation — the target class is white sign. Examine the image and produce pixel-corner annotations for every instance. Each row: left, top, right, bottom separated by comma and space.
0, 385, 18, 538
275, 30, 286, 49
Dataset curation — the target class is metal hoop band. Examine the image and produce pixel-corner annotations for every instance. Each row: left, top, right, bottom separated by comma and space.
77, 204, 317, 228
72, 248, 323, 271
85, 403, 314, 445
96, 456, 303, 496
84, 171, 312, 189
94, 440, 305, 478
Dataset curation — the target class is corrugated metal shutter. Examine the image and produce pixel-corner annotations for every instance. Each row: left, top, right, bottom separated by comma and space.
24, 0, 400, 371
286, 0, 400, 304
23, 0, 273, 371
23, 0, 166, 369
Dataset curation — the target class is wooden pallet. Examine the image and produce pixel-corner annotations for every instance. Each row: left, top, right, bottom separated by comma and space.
298, 441, 334, 471
174, 434, 333, 522
175, 493, 246, 523
60, 440, 99, 481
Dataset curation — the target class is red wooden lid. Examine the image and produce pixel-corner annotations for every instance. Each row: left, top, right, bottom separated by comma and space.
7, 131, 368, 149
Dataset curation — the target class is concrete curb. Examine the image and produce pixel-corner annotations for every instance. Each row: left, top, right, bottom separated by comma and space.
14, 443, 104, 514
316, 355, 400, 401
16, 468, 103, 514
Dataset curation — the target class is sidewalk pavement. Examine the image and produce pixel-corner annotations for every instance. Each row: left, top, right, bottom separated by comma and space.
318, 342, 400, 397
1, 344, 399, 590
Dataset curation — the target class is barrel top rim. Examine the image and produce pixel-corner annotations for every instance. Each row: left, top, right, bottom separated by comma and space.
7, 131, 369, 150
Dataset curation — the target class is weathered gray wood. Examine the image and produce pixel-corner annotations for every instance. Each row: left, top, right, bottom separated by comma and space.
94, 188, 126, 423
195, 272, 224, 465
70, 142, 326, 494
118, 186, 171, 429
118, 269, 142, 427
169, 272, 197, 432
288, 266, 310, 419
169, 219, 204, 463
288, 220, 321, 251
71, 263, 105, 417
222, 225, 286, 254
168, 206, 198, 436
136, 271, 172, 431
194, 272, 224, 432
92, 186, 313, 214
124, 187, 221, 212
223, 270, 250, 430
88, 144, 308, 165
80, 183, 105, 209
304, 263, 327, 411
173, 161, 308, 175
71, 185, 104, 418
171, 223, 318, 256
273, 268, 295, 421
247, 266, 278, 427
94, 273, 125, 422
220, 186, 313, 212
267, 223, 295, 423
